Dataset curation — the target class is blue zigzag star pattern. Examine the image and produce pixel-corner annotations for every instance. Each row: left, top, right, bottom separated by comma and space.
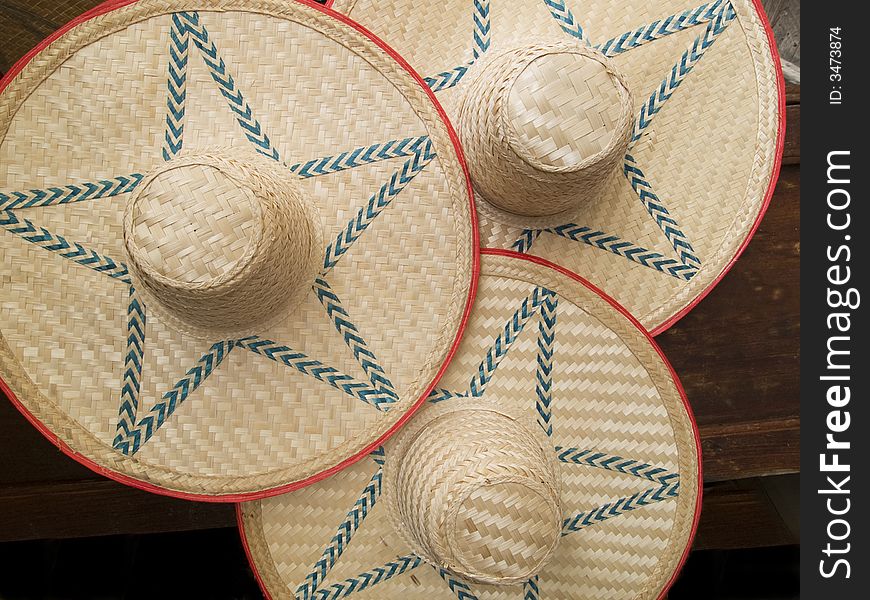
323, 139, 435, 272
597, 0, 725, 57
547, 224, 697, 280
624, 155, 700, 268
423, 62, 473, 92
179, 11, 281, 160
236, 337, 394, 409
524, 576, 540, 600
562, 482, 681, 535
113, 286, 146, 448
163, 13, 189, 160
469, 287, 548, 397
555, 447, 681, 487
296, 469, 383, 600
0, 211, 131, 283
472, 0, 491, 58
543, 0, 588, 43
631, 1, 737, 146
313, 277, 398, 406
436, 567, 480, 600
289, 136, 430, 178
310, 554, 423, 600
113, 340, 234, 454
0, 174, 143, 210
535, 290, 557, 436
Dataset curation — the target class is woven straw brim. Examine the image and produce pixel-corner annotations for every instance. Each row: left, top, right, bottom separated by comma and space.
0, 0, 475, 499
240, 252, 701, 600
332, 0, 783, 334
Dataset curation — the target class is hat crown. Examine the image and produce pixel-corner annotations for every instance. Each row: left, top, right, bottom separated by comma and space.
456, 42, 633, 222
123, 149, 323, 338
386, 404, 562, 585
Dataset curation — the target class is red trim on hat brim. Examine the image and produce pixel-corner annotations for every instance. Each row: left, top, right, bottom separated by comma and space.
239, 247, 703, 600
649, 0, 786, 336
0, 0, 480, 503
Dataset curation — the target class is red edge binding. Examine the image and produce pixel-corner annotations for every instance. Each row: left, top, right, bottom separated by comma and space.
238, 247, 702, 600
650, 0, 787, 336
0, 0, 480, 503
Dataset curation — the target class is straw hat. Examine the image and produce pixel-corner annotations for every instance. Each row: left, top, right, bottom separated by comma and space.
331, 0, 784, 334
240, 250, 701, 600
0, 0, 477, 499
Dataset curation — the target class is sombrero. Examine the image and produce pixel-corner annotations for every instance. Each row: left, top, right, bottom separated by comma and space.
0, 0, 477, 499
330, 0, 785, 334
240, 250, 702, 600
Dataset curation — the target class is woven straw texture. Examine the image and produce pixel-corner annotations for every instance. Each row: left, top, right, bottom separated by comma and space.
240, 252, 700, 600
332, 0, 782, 333
0, 0, 475, 498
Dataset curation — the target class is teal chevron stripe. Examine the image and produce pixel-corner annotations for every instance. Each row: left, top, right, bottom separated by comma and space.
163, 13, 189, 160
543, 0, 588, 43
422, 0, 488, 91
623, 155, 700, 268
310, 554, 422, 600
236, 336, 394, 409
1, 211, 131, 283
472, 0, 491, 58
369, 445, 386, 466
0, 173, 144, 210
114, 340, 234, 455
535, 290, 557, 436
427, 387, 467, 403
313, 277, 398, 407
296, 469, 383, 600
546, 224, 698, 280
469, 287, 548, 397
423, 62, 473, 92
179, 11, 280, 161
436, 567, 479, 600
113, 286, 146, 447
289, 136, 430, 178
322, 139, 435, 272
524, 576, 540, 600
555, 447, 681, 487
562, 482, 681, 534
631, 1, 736, 146
511, 229, 543, 254
597, 0, 725, 57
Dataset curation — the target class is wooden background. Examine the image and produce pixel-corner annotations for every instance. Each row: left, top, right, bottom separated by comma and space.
0, 0, 800, 557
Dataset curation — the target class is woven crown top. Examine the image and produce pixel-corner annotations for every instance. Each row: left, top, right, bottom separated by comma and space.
123, 148, 323, 338
507, 51, 628, 168
456, 42, 633, 223
385, 402, 563, 585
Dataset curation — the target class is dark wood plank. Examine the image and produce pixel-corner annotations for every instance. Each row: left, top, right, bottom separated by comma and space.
693, 480, 797, 550
700, 417, 799, 482
0, 478, 235, 542
0, 1, 105, 74
0, 388, 95, 485
658, 164, 800, 416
